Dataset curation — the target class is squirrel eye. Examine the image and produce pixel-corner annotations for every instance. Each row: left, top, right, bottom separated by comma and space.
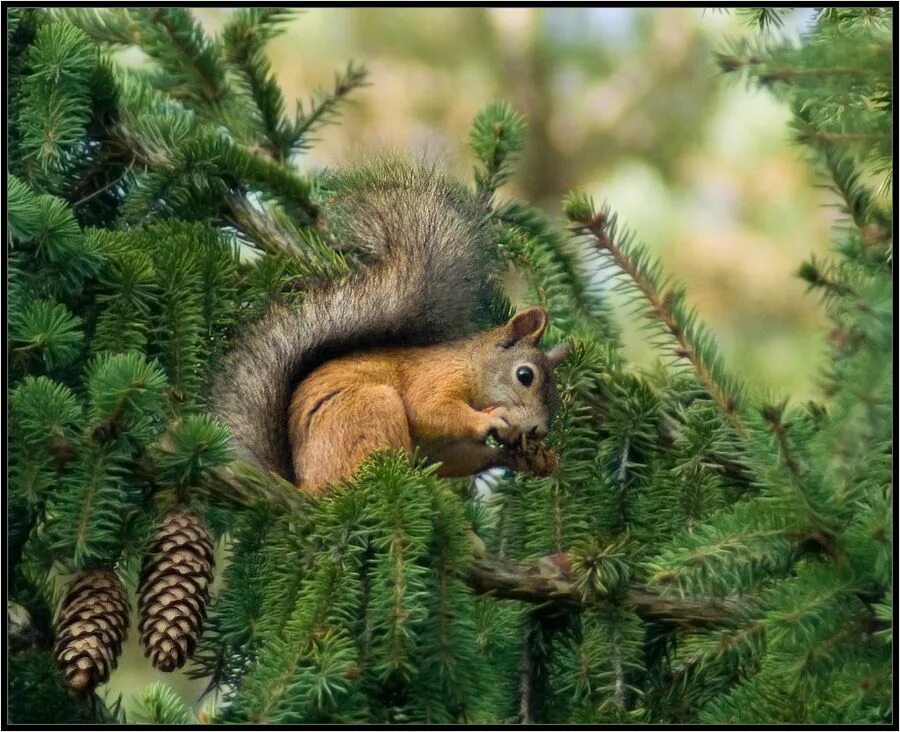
516, 365, 535, 387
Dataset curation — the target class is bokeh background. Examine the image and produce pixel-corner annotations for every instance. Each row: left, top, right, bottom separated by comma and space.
109, 7, 839, 718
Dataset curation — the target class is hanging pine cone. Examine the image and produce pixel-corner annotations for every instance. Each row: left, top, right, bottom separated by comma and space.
137, 508, 214, 672
54, 568, 129, 693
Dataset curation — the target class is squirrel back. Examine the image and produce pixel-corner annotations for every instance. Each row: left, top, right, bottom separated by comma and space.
209, 159, 498, 481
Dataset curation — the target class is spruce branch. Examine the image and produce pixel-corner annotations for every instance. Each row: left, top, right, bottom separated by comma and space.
198, 462, 745, 627
566, 198, 746, 432
50, 8, 141, 46
290, 62, 369, 155
224, 193, 350, 270
717, 56, 881, 83
107, 105, 318, 254
86, 352, 168, 444
466, 554, 745, 627
15, 20, 96, 191
221, 8, 368, 163
470, 101, 526, 197
797, 256, 856, 299
10, 376, 83, 449
758, 402, 834, 530
154, 414, 233, 490
232, 501, 364, 722
517, 632, 534, 724
818, 143, 891, 233
45, 447, 133, 567
221, 8, 298, 50
9, 300, 83, 372
203, 460, 310, 515
143, 8, 228, 106
736, 7, 789, 32
133, 682, 194, 724
220, 8, 299, 161
125, 124, 315, 225
494, 199, 620, 343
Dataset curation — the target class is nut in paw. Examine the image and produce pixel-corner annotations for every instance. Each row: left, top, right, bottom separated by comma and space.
511, 440, 559, 477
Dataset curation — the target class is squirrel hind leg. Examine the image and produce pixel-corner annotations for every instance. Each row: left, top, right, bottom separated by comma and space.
291, 384, 413, 495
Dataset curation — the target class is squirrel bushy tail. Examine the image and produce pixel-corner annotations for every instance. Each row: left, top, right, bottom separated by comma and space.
210, 159, 498, 481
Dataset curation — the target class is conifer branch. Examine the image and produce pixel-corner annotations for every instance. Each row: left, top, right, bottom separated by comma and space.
465, 555, 745, 627
797, 257, 856, 299
107, 120, 318, 257
617, 435, 630, 494
223, 194, 311, 259
145, 8, 227, 105
204, 461, 310, 515
220, 8, 298, 161
736, 7, 788, 31
568, 203, 746, 433
200, 463, 746, 627
291, 62, 369, 155
757, 403, 843, 538
517, 637, 534, 724
610, 620, 628, 712
717, 54, 879, 82
819, 143, 891, 233
799, 131, 891, 144
470, 102, 526, 196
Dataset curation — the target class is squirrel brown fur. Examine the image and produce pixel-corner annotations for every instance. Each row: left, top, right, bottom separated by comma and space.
210, 159, 569, 494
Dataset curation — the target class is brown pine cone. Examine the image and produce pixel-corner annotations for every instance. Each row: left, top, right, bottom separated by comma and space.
137, 508, 214, 672
54, 568, 129, 693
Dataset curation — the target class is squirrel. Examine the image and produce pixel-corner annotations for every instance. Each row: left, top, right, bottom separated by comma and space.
210, 159, 570, 495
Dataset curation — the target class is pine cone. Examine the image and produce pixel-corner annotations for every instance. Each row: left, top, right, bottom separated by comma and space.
54, 568, 129, 693
138, 508, 214, 672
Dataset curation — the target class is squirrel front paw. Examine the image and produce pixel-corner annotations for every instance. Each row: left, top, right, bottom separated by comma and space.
478, 408, 522, 446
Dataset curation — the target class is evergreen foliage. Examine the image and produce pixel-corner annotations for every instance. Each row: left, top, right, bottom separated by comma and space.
6, 7, 892, 725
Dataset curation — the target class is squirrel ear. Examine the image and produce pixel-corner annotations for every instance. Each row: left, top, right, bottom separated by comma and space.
546, 342, 571, 368
498, 307, 548, 347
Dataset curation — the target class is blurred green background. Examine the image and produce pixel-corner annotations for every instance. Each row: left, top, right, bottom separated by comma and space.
109, 7, 838, 718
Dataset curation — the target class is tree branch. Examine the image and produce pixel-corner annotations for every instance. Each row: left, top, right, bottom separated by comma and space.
223, 193, 310, 259
203, 460, 311, 515
200, 462, 744, 627
574, 209, 747, 434
107, 121, 318, 259
466, 554, 746, 627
